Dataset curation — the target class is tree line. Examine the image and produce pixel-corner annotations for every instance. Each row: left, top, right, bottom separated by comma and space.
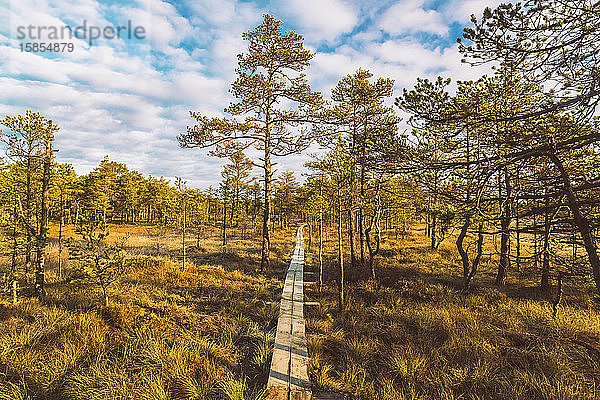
2, 1, 600, 306
0, 119, 304, 299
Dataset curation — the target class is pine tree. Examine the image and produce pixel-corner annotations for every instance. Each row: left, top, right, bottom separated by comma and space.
175, 177, 189, 269
328, 68, 399, 267
179, 14, 324, 271
52, 163, 77, 278
65, 217, 126, 307
273, 170, 299, 229
307, 139, 352, 309
0, 111, 58, 297
221, 151, 254, 228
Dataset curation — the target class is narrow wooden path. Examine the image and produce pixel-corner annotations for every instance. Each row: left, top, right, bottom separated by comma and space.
268, 226, 312, 400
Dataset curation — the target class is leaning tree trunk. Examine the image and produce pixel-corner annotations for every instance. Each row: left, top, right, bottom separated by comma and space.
549, 152, 600, 295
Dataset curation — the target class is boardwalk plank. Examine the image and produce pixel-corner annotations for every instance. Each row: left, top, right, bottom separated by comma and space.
267, 226, 312, 400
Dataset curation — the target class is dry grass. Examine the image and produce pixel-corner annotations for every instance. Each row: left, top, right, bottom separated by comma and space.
4, 221, 599, 399
0, 223, 295, 400
304, 227, 600, 400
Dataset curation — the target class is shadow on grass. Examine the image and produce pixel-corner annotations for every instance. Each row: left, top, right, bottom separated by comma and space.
0, 363, 45, 398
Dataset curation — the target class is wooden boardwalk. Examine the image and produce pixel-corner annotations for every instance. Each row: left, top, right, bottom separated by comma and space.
268, 226, 312, 400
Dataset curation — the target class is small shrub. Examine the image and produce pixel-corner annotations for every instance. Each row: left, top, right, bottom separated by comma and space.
66, 218, 126, 307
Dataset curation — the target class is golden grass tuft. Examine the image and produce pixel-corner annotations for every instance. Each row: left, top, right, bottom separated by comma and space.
304, 227, 600, 399
0, 223, 292, 399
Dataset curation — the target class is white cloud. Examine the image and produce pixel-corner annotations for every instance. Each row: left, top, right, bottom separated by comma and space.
441, 0, 507, 23
0, 0, 234, 188
380, 0, 448, 36
171, 71, 226, 108
282, 0, 358, 40
120, 2, 194, 52
369, 40, 448, 71
309, 36, 492, 105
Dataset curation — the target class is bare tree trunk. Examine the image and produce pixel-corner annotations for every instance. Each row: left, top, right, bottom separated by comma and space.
540, 189, 552, 292
496, 168, 512, 286
534, 208, 538, 270
337, 186, 344, 310
430, 173, 439, 249
358, 209, 365, 266
319, 206, 323, 291
260, 131, 271, 272
365, 184, 381, 282
230, 193, 235, 227
457, 216, 471, 288
58, 200, 64, 279
430, 213, 437, 249
11, 203, 18, 276
348, 150, 357, 269
348, 208, 355, 268
552, 272, 563, 318
572, 227, 577, 271
307, 218, 312, 251
25, 156, 32, 276
221, 200, 227, 248
35, 139, 52, 298
365, 216, 381, 282
358, 146, 366, 267
102, 285, 109, 307
182, 196, 187, 269
12, 281, 18, 304
515, 197, 521, 272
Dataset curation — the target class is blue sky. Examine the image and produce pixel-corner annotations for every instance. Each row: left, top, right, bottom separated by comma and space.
0, 0, 504, 188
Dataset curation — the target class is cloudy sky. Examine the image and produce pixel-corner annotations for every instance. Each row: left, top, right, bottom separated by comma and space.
0, 0, 504, 188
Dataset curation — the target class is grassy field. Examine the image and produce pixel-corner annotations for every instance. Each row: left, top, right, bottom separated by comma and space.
2, 223, 600, 399
304, 227, 600, 400
0, 224, 295, 400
